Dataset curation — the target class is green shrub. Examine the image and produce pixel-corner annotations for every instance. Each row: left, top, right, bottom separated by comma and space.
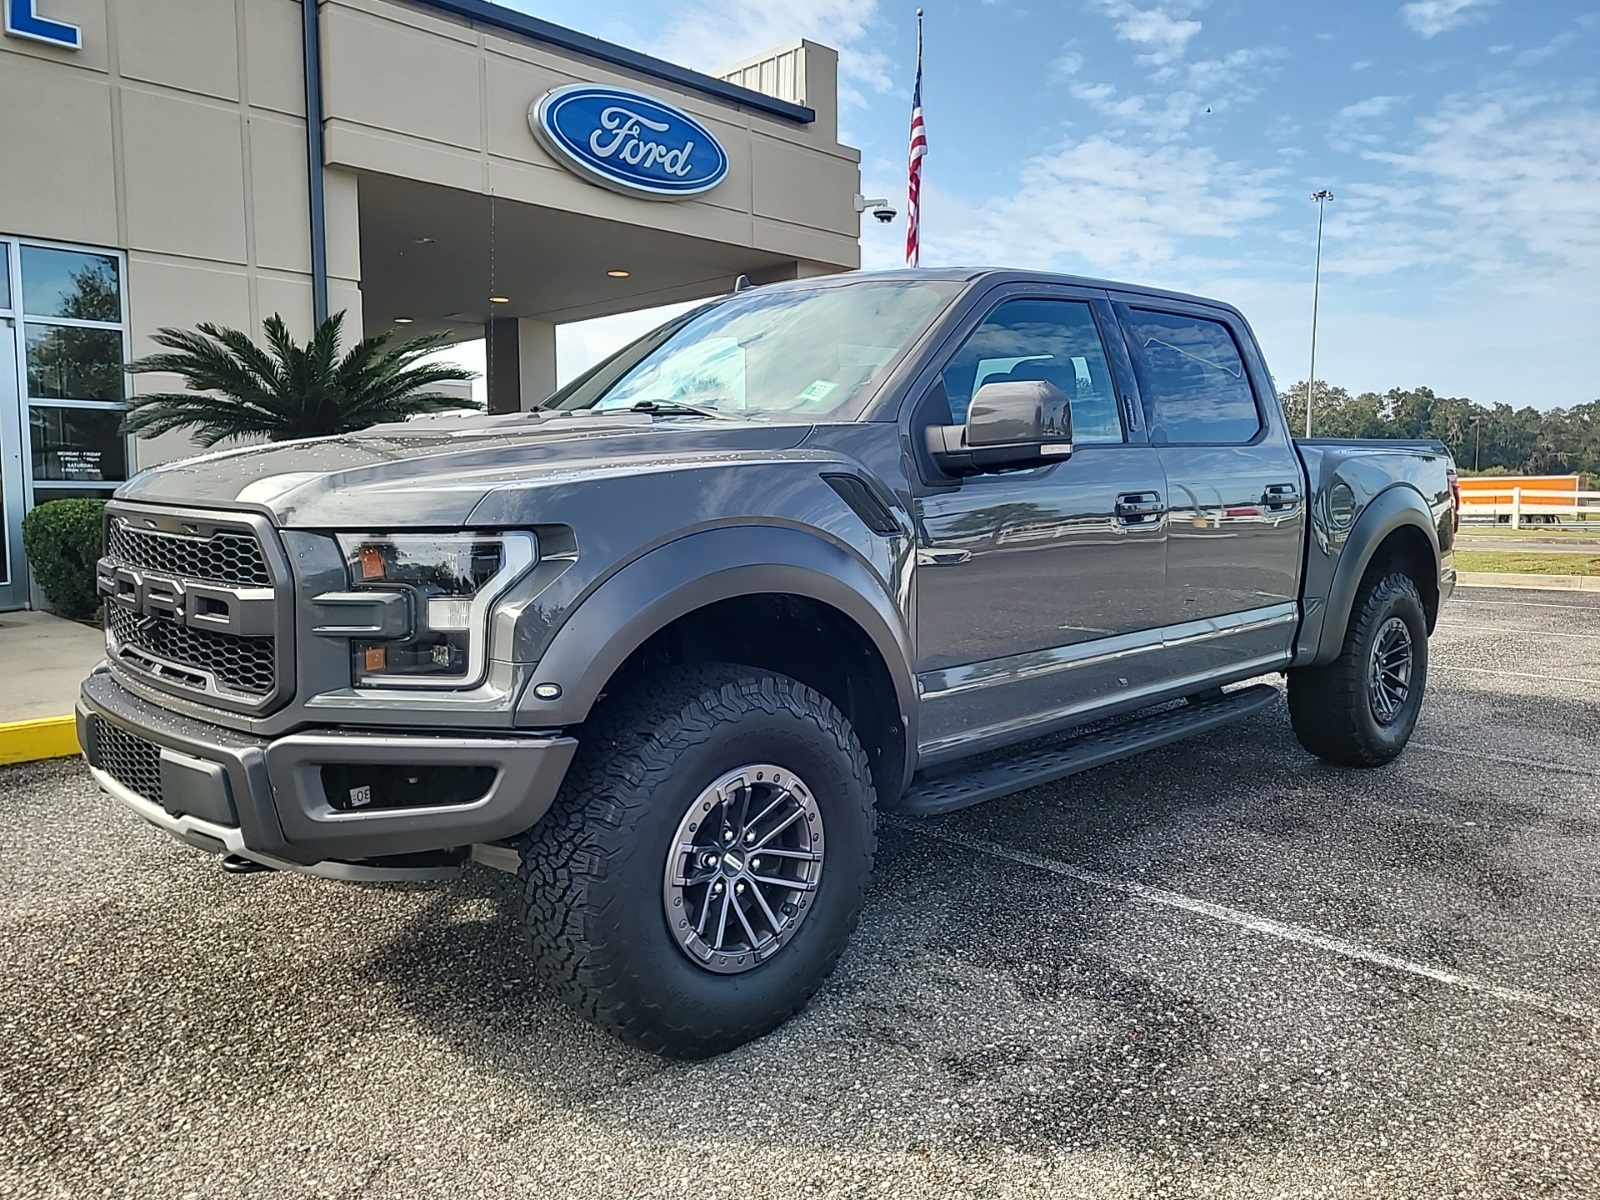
21, 498, 107, 620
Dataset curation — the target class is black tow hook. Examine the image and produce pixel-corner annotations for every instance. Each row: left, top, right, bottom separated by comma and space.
221, 854, 275, 875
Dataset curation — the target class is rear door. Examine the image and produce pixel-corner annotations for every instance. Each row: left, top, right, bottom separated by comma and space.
1112, 297, 1304, 679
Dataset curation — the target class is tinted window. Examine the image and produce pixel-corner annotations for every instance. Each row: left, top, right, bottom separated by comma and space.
30, 406, 129, 482
1124, 309, 1260, 444
21, 246, 121, 322
25, 323, 125, 402
941, 300, 1124, 444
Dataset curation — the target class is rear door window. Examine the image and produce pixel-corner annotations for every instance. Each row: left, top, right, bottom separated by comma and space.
1123, 309, 1261, 445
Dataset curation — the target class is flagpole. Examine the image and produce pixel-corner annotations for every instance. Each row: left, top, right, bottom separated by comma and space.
905, 8, 926, 268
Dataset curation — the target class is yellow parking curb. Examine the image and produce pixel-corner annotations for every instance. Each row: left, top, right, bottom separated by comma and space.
0, 715, 81, 766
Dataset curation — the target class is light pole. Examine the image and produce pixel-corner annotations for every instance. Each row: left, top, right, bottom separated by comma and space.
1306, 189, 1334, 438
1471, 415, 1483, 472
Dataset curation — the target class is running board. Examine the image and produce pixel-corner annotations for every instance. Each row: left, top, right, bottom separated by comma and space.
898, 684, 1280, 817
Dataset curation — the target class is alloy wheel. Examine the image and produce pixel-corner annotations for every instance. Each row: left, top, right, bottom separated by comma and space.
1368, 615, 1414, 726
662, 764, 826, 974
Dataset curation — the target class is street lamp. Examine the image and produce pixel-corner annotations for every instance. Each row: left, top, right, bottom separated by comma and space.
1306, 189, 1334, 438
1471, 414, 1483, 472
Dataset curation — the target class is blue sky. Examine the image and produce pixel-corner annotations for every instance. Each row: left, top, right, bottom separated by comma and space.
492, 0, 1600, 409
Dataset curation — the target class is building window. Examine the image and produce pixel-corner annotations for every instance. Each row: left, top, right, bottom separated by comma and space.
25, 324, 125, 402
3, 237, 132, 508
20, 246, 122, 322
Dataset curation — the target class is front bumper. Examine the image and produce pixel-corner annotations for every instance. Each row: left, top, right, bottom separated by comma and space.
77, 670, 577, 877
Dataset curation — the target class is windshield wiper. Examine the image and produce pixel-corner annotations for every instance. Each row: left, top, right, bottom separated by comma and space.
628, 400, 738, 419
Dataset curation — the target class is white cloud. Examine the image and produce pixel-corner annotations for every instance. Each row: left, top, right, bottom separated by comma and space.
1088, 0, 1205, 66
1363, 86, 1600, 281
1059, 45, 1281, 145
927, 134, 1279, 276
646, 0, 893, 106
1399, 0, 1497, 38
1329, 94, 1407, 151
1069, 81, 1210, 139
1340, 95, 1402, 120
1515, 31, 1578, 66
1053, 50, 1085, 79
1184, 45, 1286, 97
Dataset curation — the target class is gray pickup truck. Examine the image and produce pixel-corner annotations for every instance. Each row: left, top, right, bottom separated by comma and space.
79, 269, 1457, 1056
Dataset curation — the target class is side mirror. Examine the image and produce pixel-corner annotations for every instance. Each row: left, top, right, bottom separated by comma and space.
927, 379, 1074, 475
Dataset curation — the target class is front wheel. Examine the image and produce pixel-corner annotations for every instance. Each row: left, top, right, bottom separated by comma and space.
1287, 572, 1429, 767
517, 664, 876, 1058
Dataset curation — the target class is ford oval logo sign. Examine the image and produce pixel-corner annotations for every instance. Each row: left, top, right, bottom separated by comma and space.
530, 84, 729, 200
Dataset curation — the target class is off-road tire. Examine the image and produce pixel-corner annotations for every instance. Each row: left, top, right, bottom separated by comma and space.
1287, 571, 1429, 767
516, 664, 876, 1058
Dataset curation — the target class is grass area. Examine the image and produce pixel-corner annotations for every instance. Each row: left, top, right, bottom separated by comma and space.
1454, 550, 1600, 576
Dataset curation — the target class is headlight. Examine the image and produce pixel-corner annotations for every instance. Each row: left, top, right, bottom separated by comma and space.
337, 532, 536, 688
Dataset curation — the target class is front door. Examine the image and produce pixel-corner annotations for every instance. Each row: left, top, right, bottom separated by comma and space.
0, 310, 29, 611
913, 291, 1169, 760
1114, 299, 1304, 679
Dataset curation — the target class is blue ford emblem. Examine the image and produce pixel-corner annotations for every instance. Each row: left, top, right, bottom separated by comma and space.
531, 84, 729, 200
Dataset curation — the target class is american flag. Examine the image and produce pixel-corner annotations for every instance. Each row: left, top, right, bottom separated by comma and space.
905, 12, 926, 268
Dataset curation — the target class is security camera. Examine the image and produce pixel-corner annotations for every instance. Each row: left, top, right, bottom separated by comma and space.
854, 194, 897, 225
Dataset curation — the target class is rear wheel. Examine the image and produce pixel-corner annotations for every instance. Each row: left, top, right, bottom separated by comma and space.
516, 664, 876, 1058
1288, 572, 1429, 767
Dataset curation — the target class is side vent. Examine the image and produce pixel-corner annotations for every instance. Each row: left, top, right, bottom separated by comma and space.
821, 473, 900, 536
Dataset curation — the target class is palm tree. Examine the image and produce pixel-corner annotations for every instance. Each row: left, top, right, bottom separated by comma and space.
123, 311, 478, 446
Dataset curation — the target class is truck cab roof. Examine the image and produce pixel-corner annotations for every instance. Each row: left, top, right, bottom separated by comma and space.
753, 267, 1247, 322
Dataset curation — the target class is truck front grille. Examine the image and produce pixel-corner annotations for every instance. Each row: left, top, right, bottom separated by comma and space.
101, 505, 291, 714
98, 722, 164, 806
107, 604, 277, 697
107, 523, 271, 587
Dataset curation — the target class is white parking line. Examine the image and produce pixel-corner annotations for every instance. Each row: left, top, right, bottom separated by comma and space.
1437, 623, 1600, 640
1432, 664, 1600, 686
1453, 598, 1600, 612
1411, 741, 1600, 778
897, 821, 1598, 1025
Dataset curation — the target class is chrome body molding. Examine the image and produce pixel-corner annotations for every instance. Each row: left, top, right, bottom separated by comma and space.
916, 604, 1297, 762
919, 603, 1298, 700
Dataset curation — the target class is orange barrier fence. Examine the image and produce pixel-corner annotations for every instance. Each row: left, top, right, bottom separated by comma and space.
1457, 476, 1598, 526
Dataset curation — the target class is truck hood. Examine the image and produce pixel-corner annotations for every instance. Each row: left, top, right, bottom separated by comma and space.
114, 410, 817, 527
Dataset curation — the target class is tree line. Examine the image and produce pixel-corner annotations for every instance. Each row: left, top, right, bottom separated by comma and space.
1279, 382, 1600, 478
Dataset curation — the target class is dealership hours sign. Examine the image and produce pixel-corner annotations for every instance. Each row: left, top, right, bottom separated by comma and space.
531, 84, 729, 199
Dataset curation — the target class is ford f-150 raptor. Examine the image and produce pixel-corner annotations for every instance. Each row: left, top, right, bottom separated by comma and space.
79, 269, 1458, 1057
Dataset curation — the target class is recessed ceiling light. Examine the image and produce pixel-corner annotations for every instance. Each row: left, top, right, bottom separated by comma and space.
412, 237, 436, 245
606, 269, 631, 278
393, 317, 414, 324
488, 296, 510, 304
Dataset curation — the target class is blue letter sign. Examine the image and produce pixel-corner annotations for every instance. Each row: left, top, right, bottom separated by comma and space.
4, 0, 82, 49
530, 84, 729, 200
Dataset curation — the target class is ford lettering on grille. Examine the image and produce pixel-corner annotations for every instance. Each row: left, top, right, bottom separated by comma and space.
99, 508, 289, 711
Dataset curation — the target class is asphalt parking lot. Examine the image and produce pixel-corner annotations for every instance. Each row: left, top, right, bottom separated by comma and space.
4, 585, 1599, 1199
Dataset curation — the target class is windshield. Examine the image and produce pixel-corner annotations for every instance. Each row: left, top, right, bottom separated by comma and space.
545, 280, 959, 419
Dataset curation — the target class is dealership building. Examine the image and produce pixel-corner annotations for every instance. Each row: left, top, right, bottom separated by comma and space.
0, 0, 864, 609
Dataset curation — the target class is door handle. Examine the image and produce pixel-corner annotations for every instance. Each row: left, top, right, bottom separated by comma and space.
1115, 492, 1166, 524
1262, 483, 1301, 509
